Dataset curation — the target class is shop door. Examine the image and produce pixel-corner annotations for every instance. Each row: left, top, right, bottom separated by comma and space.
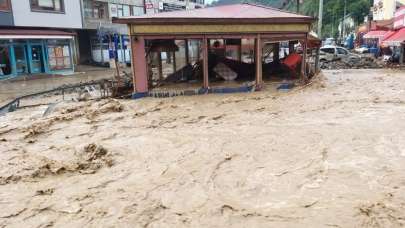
30, 45, 44, 73
14, 45, 28, 74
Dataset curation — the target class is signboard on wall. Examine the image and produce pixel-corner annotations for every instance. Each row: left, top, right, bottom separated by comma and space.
158, 2, 186, 12
109, 4, 118, 18
394, 6, 405, 29
145, 2, 155, 14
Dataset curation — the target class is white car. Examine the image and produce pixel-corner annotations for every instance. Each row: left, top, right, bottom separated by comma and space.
320, 45, 361, 62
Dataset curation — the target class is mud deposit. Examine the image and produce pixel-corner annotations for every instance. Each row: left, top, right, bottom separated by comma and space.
1, 69, 405, 227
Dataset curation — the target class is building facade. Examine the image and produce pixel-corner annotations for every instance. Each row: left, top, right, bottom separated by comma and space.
78, 0, 204, 65
0, 0, 81, 78
0, 0, 205, 79
373, 0, 405, 21
0, 0, 14, 26
78, 0, 145, 65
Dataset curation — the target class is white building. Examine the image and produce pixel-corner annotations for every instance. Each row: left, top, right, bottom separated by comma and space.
373, 0, 405, 21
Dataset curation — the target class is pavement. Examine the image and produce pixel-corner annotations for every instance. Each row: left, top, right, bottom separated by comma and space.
0, 65, 131, 106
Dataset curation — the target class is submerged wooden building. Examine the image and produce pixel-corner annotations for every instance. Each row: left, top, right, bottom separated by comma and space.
114, 3, 316, 97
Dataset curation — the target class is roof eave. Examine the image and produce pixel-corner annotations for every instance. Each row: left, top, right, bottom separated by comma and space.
113, 17, 315, 25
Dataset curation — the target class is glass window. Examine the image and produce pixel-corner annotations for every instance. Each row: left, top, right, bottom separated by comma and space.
123, 5, 130, 17
0, 0, 11, 11
132, 6, 144, 16
48, 43, 72, 70
84, 0, 108, 19
30, 0, 64, 13
0, 45, 12, 76
117, 4, 123, 17
337, 48, 348, 55
321, 48, 335, 54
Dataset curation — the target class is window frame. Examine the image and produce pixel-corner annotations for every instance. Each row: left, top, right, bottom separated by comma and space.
337, 48, 348, 55
0, 0, 11, 12
84, 0, 109, 19
30, 0, 65, 14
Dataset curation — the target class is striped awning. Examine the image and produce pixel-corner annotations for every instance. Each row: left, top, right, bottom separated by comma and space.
363, 30, 394, 39
382, 28, 405, 46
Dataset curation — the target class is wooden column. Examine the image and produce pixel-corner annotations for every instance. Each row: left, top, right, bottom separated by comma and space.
157, 52, 163, 80
238, 39, 242, 62
202, 37, 209, 89
274, 42, 280, 63
315, 47, 320, 73
289, 41, 295, 54
131, 36, 148, 93
185, 39, 190, 65
255, 34, 263, 88
301, 36, 308, 82
173, 51, 177, 72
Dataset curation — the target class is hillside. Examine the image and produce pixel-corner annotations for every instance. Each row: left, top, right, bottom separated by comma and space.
209, 0, 372, 38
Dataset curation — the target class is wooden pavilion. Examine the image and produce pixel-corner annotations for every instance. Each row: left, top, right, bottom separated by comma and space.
114, 3, 316, 97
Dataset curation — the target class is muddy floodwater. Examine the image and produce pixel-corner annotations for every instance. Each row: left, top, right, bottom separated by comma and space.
1, 69, 405, 227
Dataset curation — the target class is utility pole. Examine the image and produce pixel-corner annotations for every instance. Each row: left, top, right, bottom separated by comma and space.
318, 0, 323, 38
331, 10, 335, 38
296, 0, 299, 13
342, 0, 347, 38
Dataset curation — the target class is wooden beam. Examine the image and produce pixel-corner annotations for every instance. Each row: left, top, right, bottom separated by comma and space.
130, 24, 311, 35
202, 37, 209, 89
255, 34, 263, 89
131, 36, 148, 93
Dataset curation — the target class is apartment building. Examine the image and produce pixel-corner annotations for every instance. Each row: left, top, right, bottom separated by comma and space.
77, 0, 145, 65
373, 0, 405, 21
78, 0, 204, 65
0, 0, 81, 78
0, 0, 205, 78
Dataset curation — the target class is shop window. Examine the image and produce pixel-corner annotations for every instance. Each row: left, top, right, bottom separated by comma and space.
30, 0, 64, 13
0, 46, 12, 76
48, 44, 71, 71
0, 0, 11, 11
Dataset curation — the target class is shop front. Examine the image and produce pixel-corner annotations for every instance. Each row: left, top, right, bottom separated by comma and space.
0, 30, 75, 79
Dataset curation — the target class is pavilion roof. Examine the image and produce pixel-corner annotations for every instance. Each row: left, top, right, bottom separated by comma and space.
114, 3, 314, 25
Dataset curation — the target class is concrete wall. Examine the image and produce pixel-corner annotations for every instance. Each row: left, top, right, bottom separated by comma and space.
11, 0, 83, 28
0, 12, 14, 26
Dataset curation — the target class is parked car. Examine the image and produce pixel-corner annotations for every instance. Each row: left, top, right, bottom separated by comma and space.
319, 45, 361, 62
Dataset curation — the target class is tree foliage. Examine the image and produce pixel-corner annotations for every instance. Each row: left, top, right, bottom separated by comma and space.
210, 0, 373, 38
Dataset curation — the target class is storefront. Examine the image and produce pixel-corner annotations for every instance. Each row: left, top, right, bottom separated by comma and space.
0, 30, 75, 79
382, 28, 405, 64
90, 34, 131, 64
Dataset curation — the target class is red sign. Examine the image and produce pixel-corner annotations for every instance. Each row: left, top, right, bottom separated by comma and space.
145, 3, 154, 9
